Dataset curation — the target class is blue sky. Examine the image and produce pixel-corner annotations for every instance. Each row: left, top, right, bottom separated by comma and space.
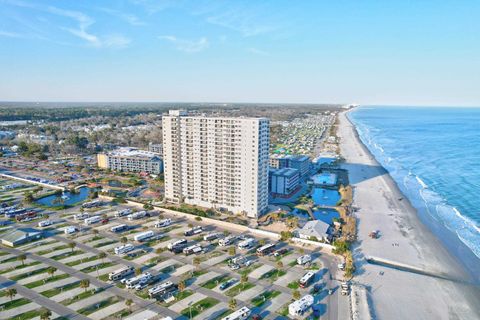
1, 0, 479, 105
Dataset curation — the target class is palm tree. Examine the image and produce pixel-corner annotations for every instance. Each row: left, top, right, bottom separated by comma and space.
292, 290, 301, 300
121, 237, 128, 244
17, 254, 27, 266
178, 280, 186, 292
135, 268, 142, 276
193, 257, 201, 270
4, 288, 17, 301
80, 279, 90, 293
68, 242, 76, 253
228, 246, 236, 256
92, 229, 99, 236
259, 239, 266, 246
240, 273, 248, 290
39, 308, 52, 320
98, 252, 107, 263
229, 298, 237, 311
47, 267, 57, 279
276, 261, 283, 279
155, 247, 164, 255
125, 299, 133, 311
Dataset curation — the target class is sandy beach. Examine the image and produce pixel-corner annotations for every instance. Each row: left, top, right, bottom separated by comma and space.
338, 110, 480, 319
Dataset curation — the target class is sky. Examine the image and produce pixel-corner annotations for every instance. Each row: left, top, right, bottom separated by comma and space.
0, 0, 479, 106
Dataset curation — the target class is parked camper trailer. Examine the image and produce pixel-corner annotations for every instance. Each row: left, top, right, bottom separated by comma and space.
184, 226, 203, 236
155, 218, 172, 228
237, 238, 257, 250
84, 215, 101, 225
134, 231, 155, 242
114, 243, 135, 255
221, 307, 251, 320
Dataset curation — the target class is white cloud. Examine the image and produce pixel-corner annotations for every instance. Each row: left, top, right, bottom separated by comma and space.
247, 47, 270, 56
0, 30, 22, 38
99, 7, 145, 26
158, 35, 209, 53
104, 34, 131, 48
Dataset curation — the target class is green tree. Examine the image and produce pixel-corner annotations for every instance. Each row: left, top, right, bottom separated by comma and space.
293, 290, 301, 300
80, 279, 90, 293
39, 308, 52, 320
193, 257, 201, 270
47, 267, 57, 279
4, 288, 17, 301
178, 280, 186, 292
68, 242, 76, 253
17, 254, 27, 266
228, 246, 236, 256
241, 273, 248, 290
121, 237, 128, 244
125, 299, 133, 311
99, 252, 107, 263
135, 268, 142, 276
276, 261, 283, 279
229, 298, 237, 311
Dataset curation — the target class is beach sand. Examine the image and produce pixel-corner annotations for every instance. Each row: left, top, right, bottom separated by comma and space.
338, 110, 480, 319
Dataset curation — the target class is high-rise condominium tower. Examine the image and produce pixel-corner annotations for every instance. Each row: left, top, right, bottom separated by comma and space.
162, 110, 269, 218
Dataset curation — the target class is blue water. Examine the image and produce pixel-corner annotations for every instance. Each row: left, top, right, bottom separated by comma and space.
349, 106, 480, 260
311, 187, 341, 206
292, 208, 340, 224
312, 173, 337, 186
36, 187, 92, 207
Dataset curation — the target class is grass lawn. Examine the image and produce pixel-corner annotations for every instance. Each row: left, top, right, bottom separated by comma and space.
0, 298, 30, 310
260, 269, 287, 281
162, 290, 193, 307
201, 274, 229, 289
80, 262, 114, 273
144, 236, 171, 247
93, 240, 117, 248
41, 281, 80, 298
288, 260, 298, 267
86, 236, 104, 243
0, 256, 19, 264
251, 290, 281, 308
0, 261, 41, 274
25, 273, 70, 289
238, 264, 260, 277
79, 296, 119, 315
287, 281, 300, 289
37, 244, 69, 255
61, 288, 104, 305
11, 309, 40, 320
50, 250, 83, 261
225, 282, 255, 297
9, 267, 49, 281
66, 255, 98, 267
180, 297, 219, 318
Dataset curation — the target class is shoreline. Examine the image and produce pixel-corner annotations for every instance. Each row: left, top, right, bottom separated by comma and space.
338, 108, 480, 319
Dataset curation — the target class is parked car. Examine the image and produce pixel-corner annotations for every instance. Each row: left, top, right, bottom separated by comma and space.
273, 248, 288, 257
219, 279, 237, 290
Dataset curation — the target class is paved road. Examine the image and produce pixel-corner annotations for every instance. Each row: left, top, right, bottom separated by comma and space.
0, 274, 89, 320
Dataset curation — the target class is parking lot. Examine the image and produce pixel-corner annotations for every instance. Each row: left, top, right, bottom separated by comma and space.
0, 196, 349, 320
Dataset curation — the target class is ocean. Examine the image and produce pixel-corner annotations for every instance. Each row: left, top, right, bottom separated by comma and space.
348, 106, 480, 265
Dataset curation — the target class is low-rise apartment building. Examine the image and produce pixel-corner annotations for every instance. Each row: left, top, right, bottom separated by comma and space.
97, 147, 163, 174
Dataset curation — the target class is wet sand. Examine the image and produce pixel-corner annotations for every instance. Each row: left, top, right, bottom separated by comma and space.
338, 109, 480, 319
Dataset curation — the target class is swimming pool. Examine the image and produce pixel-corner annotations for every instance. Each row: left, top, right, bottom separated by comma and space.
312, 173, 337, 186
311, 187, 341, 206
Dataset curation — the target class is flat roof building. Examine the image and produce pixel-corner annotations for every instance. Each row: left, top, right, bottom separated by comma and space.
269, 154, 311, 177
163, 110, 270, 218
0, 228, 43, 247
97, 147, 163, 174
269, 168, 300, 195
148, 142, 163, 156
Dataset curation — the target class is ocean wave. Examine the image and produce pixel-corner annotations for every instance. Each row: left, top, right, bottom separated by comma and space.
350, 112, 480, 260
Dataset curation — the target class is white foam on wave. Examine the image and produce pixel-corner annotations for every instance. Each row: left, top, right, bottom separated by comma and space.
415, 176, 428, 189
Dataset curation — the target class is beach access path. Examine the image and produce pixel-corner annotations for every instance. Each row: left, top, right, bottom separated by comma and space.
337, 110, 480, 320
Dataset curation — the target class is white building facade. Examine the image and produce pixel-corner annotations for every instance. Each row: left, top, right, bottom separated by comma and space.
163, 110, 270, 218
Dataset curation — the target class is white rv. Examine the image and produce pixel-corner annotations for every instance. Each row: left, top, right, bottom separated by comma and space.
114, 243, 135, 255
288, 294, 314, 317
221, 307, 251, 320
84, 215, 101, 225
134, 231, 155, 242
155, 218, 172, 228
108, 266, 135, 281
297, 254, 312, 265
237, 238, 257, 250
